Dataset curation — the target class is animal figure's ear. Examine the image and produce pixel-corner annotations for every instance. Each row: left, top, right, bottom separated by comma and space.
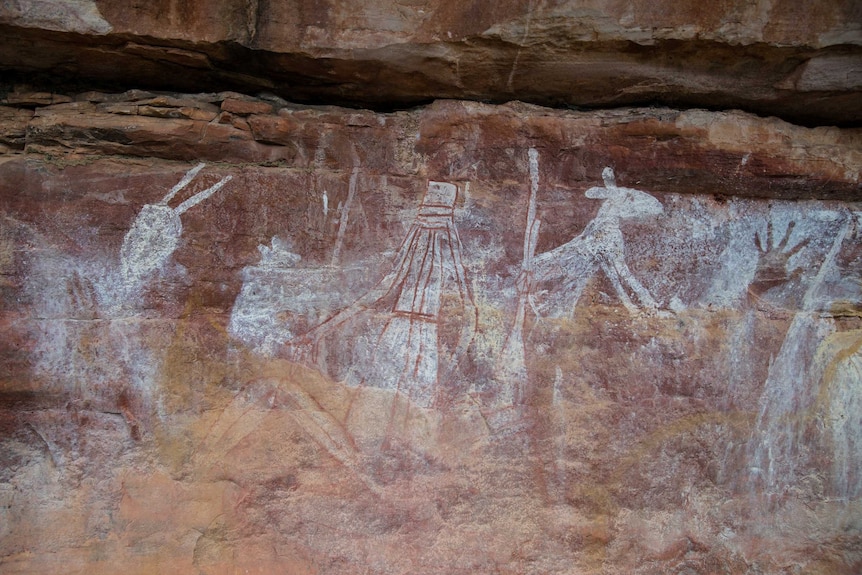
584, 186, 612, 199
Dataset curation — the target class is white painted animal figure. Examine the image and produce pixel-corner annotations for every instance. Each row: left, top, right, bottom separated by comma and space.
528, 167, 663, 315
119, 163, 231, 294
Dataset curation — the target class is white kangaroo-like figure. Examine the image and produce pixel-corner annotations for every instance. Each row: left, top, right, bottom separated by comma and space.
527, 167, 663, 316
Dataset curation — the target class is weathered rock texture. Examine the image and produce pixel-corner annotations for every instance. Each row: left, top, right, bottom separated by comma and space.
2, 2, 862, 574
1, 0, 861, 125
1, 88, 861, 574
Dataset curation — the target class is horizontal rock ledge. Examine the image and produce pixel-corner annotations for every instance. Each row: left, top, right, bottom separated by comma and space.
0, 20, 860, 127
3, 90, 859, 202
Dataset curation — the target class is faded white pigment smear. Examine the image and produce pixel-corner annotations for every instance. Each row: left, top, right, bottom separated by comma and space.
2, 0, 113, 34
745, 209, 861, 498
29, 165, 231, 415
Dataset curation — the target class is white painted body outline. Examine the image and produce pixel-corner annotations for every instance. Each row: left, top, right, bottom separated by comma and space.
530, 167, 663, 316
119, 163, 231, 296
288, 181, 479, 408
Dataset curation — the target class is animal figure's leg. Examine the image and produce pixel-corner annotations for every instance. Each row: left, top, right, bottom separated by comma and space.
532, 238, 601, 317
565, 270, 592, 317
601, 255, 658, 312
618, 260, 658, 309
599, 259, 638, 312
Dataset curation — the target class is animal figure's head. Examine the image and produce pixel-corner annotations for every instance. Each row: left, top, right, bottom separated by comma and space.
585, 167, 663, 220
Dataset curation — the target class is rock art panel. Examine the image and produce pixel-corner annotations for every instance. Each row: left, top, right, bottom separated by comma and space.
1, 93, 861, 575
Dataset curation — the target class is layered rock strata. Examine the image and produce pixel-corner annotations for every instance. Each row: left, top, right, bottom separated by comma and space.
1, 0, 861, 125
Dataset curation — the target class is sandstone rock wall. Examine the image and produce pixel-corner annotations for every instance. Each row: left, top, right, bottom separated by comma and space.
1, 2, 861, 575
1, 1, 861, 124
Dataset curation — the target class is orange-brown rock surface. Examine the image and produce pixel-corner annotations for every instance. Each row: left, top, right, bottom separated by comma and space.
1, 87, 861, 574
2, 2, 862, 573
1, 0, 861, 124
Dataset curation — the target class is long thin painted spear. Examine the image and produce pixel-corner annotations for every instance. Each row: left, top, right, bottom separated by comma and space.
498, 148, 541, 405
